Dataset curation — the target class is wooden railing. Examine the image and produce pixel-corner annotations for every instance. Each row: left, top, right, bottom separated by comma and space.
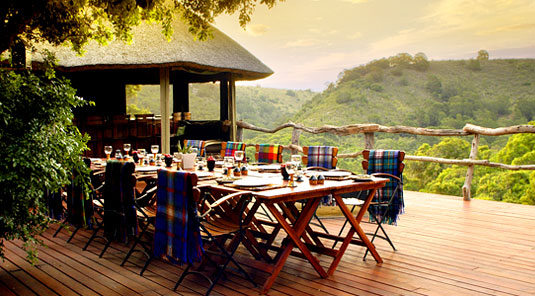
236, 121, 535, 201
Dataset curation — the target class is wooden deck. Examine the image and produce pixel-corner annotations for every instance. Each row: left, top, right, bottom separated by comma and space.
1, 191, 534, 295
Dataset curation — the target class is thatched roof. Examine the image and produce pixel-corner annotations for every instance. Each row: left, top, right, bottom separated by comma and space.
35, 20, 273, 81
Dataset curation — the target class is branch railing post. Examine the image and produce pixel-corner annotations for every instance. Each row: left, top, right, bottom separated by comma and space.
462, 134, 480, 200
237, 125, 243, 142
364, 132, 375, 149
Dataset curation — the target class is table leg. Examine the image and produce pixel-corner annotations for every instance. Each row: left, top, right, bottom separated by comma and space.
328, 189, 383, 275
261, 198, 328, 294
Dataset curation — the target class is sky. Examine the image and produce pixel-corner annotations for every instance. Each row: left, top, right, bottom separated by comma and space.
214, 0, 535, 91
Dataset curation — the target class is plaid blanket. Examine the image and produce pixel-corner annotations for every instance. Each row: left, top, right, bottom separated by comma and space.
153, 169, 203, 264
186, 140, 205, 156
367, 150, 404, 225
224, 141, 245, 157
307, 146, 336, 169
103, 161, 137, 241
257, 144, 281, 163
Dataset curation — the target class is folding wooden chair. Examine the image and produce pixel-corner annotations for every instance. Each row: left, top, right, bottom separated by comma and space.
140, 169, 256, 295
302, 146, 339, 233
336, 149, 405, 259
83, 161, 137, 258
184, 139, 206, 157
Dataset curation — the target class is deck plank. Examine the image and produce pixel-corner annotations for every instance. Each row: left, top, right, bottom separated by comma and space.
1, 191, 534, 296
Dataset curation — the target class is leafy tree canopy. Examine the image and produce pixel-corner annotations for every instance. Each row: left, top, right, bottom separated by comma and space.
1, 0, 280, 55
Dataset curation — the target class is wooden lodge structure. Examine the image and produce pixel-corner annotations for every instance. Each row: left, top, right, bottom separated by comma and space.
34, 19, 273, 157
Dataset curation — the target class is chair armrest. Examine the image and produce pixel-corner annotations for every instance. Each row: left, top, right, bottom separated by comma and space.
210, 191, 253, 208
371, 173, 402, 183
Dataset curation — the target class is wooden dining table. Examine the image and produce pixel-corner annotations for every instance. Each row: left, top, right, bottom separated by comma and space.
91, 159, 388, 294
210, 175, 388, 294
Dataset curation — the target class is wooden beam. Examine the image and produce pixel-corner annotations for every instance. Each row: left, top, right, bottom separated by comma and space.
160, 67, 171, 154
229, 76, 237, 141
220, 78, 229, 122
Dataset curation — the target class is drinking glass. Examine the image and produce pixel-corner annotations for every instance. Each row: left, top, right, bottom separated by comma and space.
234, 150, 244, 168
286, 163, 296, 187
223, 156, 234, 179
138, 148, 147, 166
151, 145, 159, 157
104, 146, 113, 160
290, 154, 302, 167
123, 143, 131, 155
191, 147, 199, 156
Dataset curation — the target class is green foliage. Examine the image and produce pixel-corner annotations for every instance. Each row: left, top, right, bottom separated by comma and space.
0, 65, 90, 262
1, 0, 280, 55
477, 50, 489, 61
425, 75, 442, 97
467, 59, 482, 71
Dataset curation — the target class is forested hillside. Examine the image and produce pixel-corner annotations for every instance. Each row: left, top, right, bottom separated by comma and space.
125, 54, 535, 204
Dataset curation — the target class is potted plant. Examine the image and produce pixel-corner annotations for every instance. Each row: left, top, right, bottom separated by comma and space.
177, 143, 196, 169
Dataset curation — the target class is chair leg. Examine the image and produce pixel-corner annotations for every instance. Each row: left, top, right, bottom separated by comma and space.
53, 224, 64, 237
313, 211, 329, 234
173, 263, 193, 291
99, 238, 113, 258
121, 221, 151, 266
332, 204, 357, 249
66, 226, 80, 243
83, 227, 100, 251
140, 255, 153, 276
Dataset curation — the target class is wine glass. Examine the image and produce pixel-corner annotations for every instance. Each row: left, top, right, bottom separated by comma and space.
223, 156, 234, 179
138, 148, 147, 166
104, 146, 113, 160
290, 154, 302, 167
123, 143, 131, 156
234, 150, 244, 168
191, 147, 199, 156
151, 145, 159, 158
286, 162, 296, 186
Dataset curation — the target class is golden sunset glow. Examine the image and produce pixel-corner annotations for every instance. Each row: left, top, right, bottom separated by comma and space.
215, 0, 535, 90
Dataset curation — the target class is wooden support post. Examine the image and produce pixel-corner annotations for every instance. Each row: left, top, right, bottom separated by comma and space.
159, 67, 171, 154
237, 126, 243, 142
462, 134, 480, 201
291, 128, 301, 155
364, 132, 374, 149
229, 76, 237, 141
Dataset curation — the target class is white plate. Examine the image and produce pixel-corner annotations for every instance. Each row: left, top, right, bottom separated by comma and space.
314, 171, 352, 177
257, 164, 281, 171
194, 171, 213, 178
135, 166, 160, 172
233, 178, 274, 187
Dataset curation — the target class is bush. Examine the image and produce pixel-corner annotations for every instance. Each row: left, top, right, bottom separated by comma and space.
0, 64, 90, 262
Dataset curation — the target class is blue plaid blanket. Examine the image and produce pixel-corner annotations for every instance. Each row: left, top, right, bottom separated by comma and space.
153, 169, 203, 264
367, 150, 404, 225
307, 146, 336, 169
186, 140, 205, 156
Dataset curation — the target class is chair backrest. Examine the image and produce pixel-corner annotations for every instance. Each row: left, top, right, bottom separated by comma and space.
184, 139, 206, 157
103, 160, 137, 241
153, 169, 203, 264
220, 141, 246, 158
362, 149, 405, 224
255, 144, 283, 164
302, 146, 338, 169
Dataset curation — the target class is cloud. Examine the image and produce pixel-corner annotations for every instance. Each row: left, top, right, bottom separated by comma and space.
283, 39, 322, 48
369, 0, 535, 55
245, 24, 269, 36
347, 32, 362, 39
339, 0, 369, 4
